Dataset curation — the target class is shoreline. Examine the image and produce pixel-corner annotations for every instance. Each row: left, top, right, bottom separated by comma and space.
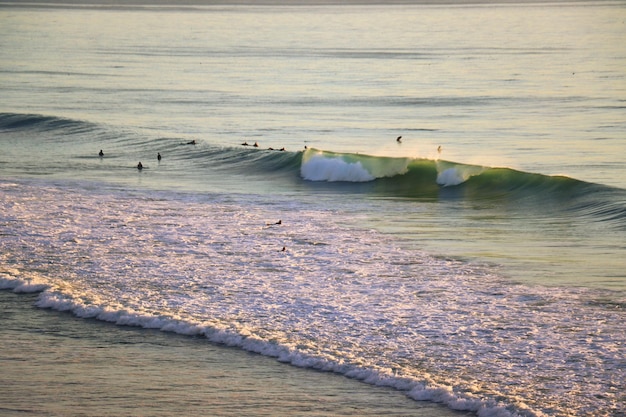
0, 290, 467, 417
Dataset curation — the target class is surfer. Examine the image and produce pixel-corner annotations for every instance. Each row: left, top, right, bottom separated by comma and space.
137, 162, 143, 170
186, 140, 196, 145
267, 220, 282, 226
242, 141, 249, 146
437, 145, 442, 153
99, 150, 104, 157
253, 142, 259, 147
396, 136, 402, 143
281, 246, 286, 252
157, 152, 161, 161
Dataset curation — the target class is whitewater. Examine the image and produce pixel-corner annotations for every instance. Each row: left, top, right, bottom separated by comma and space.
2, 178, 623, 416
1, 2, 625, 416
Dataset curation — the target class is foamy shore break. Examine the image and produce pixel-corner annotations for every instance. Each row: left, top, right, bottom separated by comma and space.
1, 290, 463, 417
0, 274, 524, 417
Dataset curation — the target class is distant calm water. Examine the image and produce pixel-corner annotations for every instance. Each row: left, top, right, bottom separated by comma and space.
1, 2, 625, 416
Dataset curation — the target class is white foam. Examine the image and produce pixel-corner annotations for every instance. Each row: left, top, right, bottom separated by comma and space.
300, 154, 375, 182
0, 273, 50, 293
437, 167, 467, 186
1, 180, 623, 417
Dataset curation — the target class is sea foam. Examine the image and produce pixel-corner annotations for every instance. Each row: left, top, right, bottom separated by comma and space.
1, 180, 623, 417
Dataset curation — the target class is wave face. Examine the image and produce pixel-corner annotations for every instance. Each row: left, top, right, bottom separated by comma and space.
0, 112, 94, 132
302, 147, 577, 190
300, 148, 626, 228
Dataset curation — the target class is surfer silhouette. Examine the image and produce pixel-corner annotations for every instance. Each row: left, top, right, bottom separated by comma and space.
137, 162, 143, 170
157, 152, 161, 161
99, 150, 104, 157
396, 136, 402, 143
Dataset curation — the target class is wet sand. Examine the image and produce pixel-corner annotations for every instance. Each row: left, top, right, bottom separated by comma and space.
0, 291, 467, 416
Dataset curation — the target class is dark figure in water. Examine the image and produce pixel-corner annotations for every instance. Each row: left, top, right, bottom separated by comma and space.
396, 136, 402, 143
157, 152, 161, 161
137, 162, 143, 170
99, 150, 104, 157
187, 140, 196, 145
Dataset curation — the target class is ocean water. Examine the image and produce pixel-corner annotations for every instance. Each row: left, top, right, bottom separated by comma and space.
0, 2, 625, 416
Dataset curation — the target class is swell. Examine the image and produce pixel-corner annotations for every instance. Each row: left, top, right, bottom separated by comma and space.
0, 110, 611, 199
299, 148, 626, 227
2, 112, 624, 227
0, 112, 98, 135
0, 111, 303, 171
